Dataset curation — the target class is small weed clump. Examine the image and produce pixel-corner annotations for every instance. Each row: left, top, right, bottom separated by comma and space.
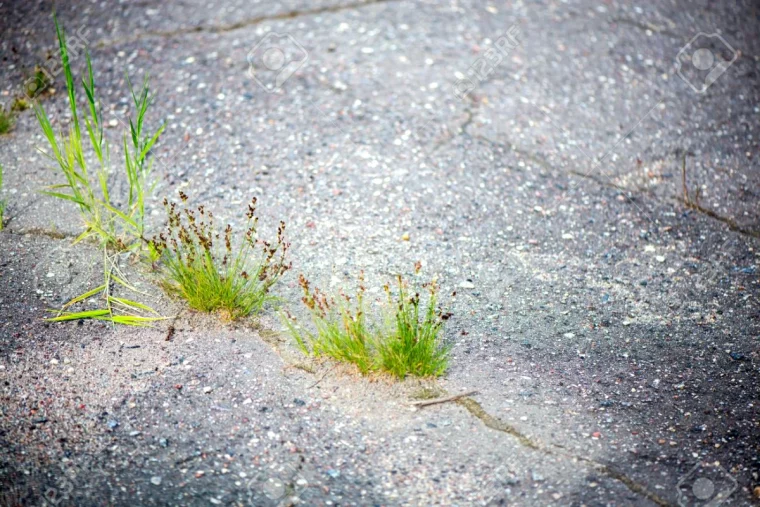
290, 273, 375, 373
0, 108, 15, 135
35, 15, 164, 250
151, 193, 290, 320
0, 164, 6, 230
287, 268, 451, 379
376, 275, 451, 378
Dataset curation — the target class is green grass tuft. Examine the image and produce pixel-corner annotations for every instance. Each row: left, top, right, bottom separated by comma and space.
0, 163, 6, 230
33, 13, 164, 250
286, 268, 451, 379
376, 275, 450, 378
0, 108, 15, 135
286, 273, 375, 373
151, 193, 291, 320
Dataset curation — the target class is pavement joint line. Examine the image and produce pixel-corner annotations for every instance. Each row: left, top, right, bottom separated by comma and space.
532, 101, 663, 225
7, 227, 75, 240
609, 16, 681, 39
454, 396, 673, 506
675, 196, 760, 239
95, 0, 399, 49
226, 312, 674, 507
466, 117, 760, 241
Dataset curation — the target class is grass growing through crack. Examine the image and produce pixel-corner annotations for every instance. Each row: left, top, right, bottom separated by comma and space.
0, 107, 15, 135
150, 193, 291, 320
0, 164, 6, 230
34, 14, 164, 250
288, 273, 375, 373
376, 274, 450, 378
286, 267, 451, 378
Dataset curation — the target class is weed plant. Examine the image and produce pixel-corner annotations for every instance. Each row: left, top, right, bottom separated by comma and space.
376, 275, 450, 377
286, 267, 451, 378
289, 273, 375, 373
34, 14, 164, 250
47, 246, 166, 326
0, 164, 6, 230
0, 108, 14, 134
151, 193, 290, 320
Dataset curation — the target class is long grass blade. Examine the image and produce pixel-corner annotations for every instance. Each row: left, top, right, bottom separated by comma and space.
46, 309, 110, 322
107, 296, 159, 314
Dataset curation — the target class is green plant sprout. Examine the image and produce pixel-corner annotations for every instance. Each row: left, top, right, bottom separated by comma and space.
0, 107, 15, 135
47, 246, 167, 326
0, 163, 6, 230
286, 267, 451, 379
150, 193, 291, 320
34, 13, 164, 250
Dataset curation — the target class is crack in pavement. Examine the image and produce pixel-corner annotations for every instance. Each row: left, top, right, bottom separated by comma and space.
675, 196, 760, 239
9, 227, 76, 240
609, 16, 681, 39
455, 396, 672, 506
96, 0, 398, 48
454, 116, 760, 240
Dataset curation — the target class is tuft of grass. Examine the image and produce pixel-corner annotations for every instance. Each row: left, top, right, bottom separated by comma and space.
0, 108, 15, 134
0, 164, 6, 230
288, 273, 375, 373
376, 275, 450, 378
34, 13, 164, 250
150, 193, 291, 320
286, 267, 451, 379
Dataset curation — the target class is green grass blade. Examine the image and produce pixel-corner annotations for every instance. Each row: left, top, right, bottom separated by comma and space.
41, 190, 86, 206
46, 309, 110, 322
137, 123, 165, 164
54, 11, 80, 139
107, 296, 159, 314
99, 315, 168, 326
98, 199, 138, 228
59, 284, 107, 310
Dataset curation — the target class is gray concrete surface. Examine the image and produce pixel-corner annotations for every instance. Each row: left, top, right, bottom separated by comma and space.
1, 0, 759, 505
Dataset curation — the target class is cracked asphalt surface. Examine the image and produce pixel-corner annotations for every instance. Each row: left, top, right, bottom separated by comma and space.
1, 0, 759, 505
